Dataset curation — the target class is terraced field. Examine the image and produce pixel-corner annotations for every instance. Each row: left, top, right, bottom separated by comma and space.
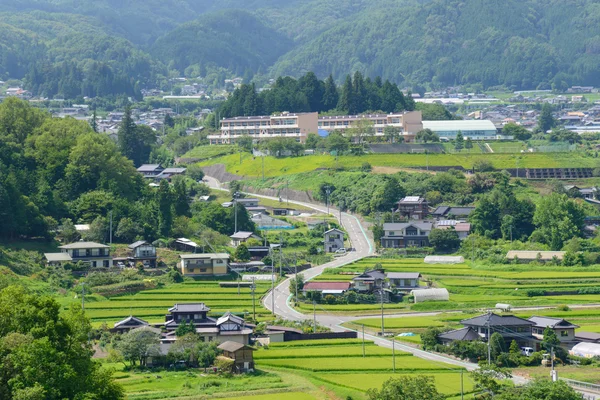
300, 258, 600, 313
257, 339, 473, 398
75, 281, 274, 326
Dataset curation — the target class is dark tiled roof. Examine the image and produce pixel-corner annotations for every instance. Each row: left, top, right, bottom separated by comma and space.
218, 341, 253, 353
168, 303, 210, 313
353, 270, 386, 281
432, 206, 450, 216
438, 327, 480, 341
575, 331, 600, 342
387, 272, 421, 279
461, 313, 534, 327
128, 240, 149, 249
528, 316, 579, 329
447, 207, 475, 216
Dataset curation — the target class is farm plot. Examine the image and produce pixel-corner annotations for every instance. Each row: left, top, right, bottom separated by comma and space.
254, 344, 409, 359
78, 281, 273, 326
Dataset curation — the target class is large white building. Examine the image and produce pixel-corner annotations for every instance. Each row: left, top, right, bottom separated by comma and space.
422, 120, 501, 140
208, 111, 423, 144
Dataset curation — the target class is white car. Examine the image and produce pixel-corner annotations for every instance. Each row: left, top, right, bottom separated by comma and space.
521, 347, 534, 357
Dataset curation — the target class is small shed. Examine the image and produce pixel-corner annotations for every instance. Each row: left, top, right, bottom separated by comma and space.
411, 288, 449, 303
569, 342, 600, 359
217, 341, 255, 373
424, 256, 464, 264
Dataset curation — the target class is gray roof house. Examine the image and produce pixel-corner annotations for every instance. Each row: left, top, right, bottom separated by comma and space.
528, 316, 579, 345
381, 222, 433, 249
438, 327, 481, 345
137, 164, 164, 178
386, 272, 422, 289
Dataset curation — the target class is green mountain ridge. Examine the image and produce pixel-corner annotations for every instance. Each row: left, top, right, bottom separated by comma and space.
1, 0, 600, 97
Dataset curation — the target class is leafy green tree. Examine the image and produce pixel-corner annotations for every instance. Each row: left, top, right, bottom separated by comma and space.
465, 137, 473, 151
234, 244, 251, 262
197, 341, 221, 367
237, 135, 253, 152
502, 123, 531, 140
59, 218, 80, 243
0, 286, 124, 399
532, 193, 585, 250
91, 109, 98, 132
118, 328, 161, 367
366, 375, 444, 400
369, 177, 405, 213
420, 327, 441, 350
538, 103, 556, 133
289, 273, 305, 298
489, 332, 505, 360
541, 327, 567, 361
164, 113, 175, 129
117, 106, 137, 161
326, 132, 350, 153
415, 128, 439, 143
496, 379, 581, 400
471, 365, 512, 398
186, 164, 205, 181
175, 320, 196, 337
157, 180, 173, 237
84, 216, 109, 242
415, 103, 453, 120
115, 217, 142, 243
454, 132, 464, 151
509, 340, 520, 354
428, 228, 461, 253
384, 125, 401, 143
305, 133, 321, 149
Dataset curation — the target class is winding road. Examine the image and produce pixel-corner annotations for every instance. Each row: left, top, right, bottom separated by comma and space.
204, 175, 598, 397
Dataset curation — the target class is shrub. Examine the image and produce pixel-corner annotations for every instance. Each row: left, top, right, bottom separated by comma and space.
556, 304, 571, 311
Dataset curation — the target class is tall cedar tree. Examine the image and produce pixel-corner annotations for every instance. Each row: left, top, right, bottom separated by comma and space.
337, 74, 354, 113
117, 106, 137, 163
322, 74, 339, 110
173, 179, 190, 217
538, 103, 556, 133
91, 109, 98, 132
157, 180, 173, 237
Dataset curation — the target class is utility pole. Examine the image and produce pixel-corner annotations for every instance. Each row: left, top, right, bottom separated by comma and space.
325, 186, 332, 215
392, 338, 396, 372
313, 299, 317, 333
380, 280, 385, 337
251, 277, 256, 321
294, 256, 298, 305
339, 200, 344, 224
286, 180, 289, 207
109, 210, 113, 245
471, 234, 475, 264
362, 325, 366, 357
271, 249, 275, 316
262, 156, 265, 182
487, 320, 491, 365
391, 208, 394, 223
460, 369, 464, 400
279, 232, 283, 277
233, 192, 239, 234
80, 282, 86, 310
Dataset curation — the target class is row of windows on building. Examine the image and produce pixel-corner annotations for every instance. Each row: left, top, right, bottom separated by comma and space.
223, 129, 301, 136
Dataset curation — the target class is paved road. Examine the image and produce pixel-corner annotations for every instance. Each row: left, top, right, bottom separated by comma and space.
204, 175, 599, 396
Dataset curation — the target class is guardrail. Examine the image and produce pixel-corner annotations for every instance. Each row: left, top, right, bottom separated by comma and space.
561, 377, 600, 394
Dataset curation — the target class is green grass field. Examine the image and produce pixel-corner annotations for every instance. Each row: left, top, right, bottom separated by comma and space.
199, 151, 596, 179
71, 281, 274, 326
182, 144, 237, 160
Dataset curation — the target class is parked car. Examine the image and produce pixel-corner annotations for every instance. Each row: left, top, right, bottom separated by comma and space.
521, 347, 534, 357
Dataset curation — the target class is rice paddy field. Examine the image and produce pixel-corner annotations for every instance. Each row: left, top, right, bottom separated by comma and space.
301, 258, 600, 314
199, 151, 596, 179
256, 339, 474, 398
68, 280, 275, 327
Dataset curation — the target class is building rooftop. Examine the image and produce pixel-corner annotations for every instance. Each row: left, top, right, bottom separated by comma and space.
114, 316, 149, 328
216, 311, 245, 326
168, 303, 211, 313
137, 164, 163, 172
179, 253, 230, 260
59, 241, 109, 249
422, 120, 497, 131
128, 240, 150, 249
399, 196, 425, 204
303, 282, 352, 291
528, 316, 579, 330
44, 253, 73, 262
324, 228, 344, 235
218, 341, 253, 353
438, 327, 480, 341
575, 331, 600, 342
230, 231, 257, 240
383, 222, 434, 232
386, 272, 422, 280
461, 312, 534, 327
353, 269, 386, 281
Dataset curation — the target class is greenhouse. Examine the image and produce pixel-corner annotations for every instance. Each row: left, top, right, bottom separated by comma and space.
411, 288, 450, 303
424, 256, 464, 264
569, 342, 600, 359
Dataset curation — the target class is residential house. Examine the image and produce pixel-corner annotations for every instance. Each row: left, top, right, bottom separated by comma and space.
564, 185, 597, 200
248, 246, 270, 260
273, 208, 290, 216
137, 164, 164, 178
528, 316, 579, 348
302, 281, 351, 296
431, 206, 476, 220
387, 272, 421, 289
112, 316, 150, 334
163, 305, 252, 344
575, 331, 600, 344
218, 341, 255, 373
44, 252, 74, 266
230, 231, 262, 247
174, 237, 201, 252
48, 241, 112, 268
127, 241, 157, 267
438, 327, 482, 346
252, 214, 293, 230
506, 251, 565, 263
236, 198, 259, 208
155, 167, 187, 180
324, 228, 344, 253
434, 220, 471, 240
459, 313, 535, 348
352, 269, 386, 292
397, 196, 429, 220
179, 253, 230, 276
380, 222, 433, 249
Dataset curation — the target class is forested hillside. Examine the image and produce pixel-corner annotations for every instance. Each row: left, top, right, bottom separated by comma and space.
2, 0, 600, 98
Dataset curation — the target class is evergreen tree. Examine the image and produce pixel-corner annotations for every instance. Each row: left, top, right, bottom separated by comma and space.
337, 74, 354, 113
117, 105, 137, 162
91, 109, 98, 132
298, 72, 324, 112
234, 243, 251, 261
465, 137, 473, 152
322, 74, 339, 110
164, 113, 175, 128
405, 91, 416, 111
538, 103, 556, 133
352, 71, 367, 114
173, 179, 190, 217
454, 131, 464, 151
157, 180, 173, 237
